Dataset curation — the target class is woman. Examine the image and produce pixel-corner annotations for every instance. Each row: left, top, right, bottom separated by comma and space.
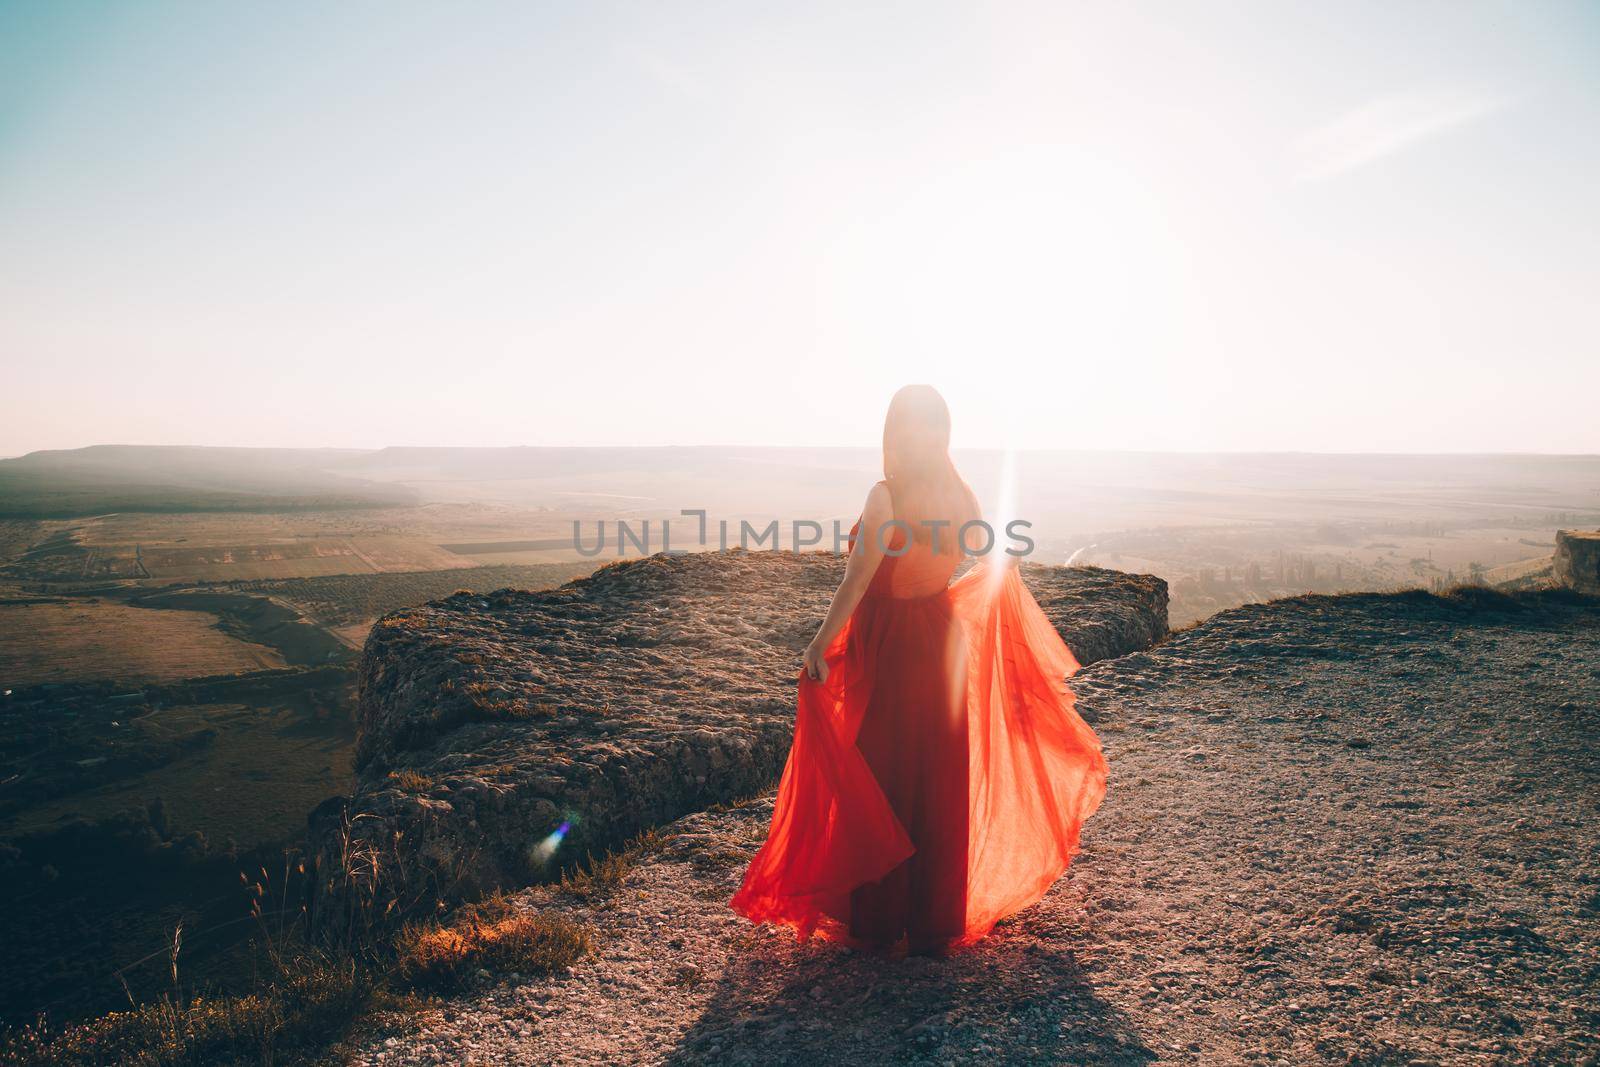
731, 385, 1107, 955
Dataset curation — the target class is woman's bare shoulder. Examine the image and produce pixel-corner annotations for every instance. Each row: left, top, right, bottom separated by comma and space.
863, 480, 894, 519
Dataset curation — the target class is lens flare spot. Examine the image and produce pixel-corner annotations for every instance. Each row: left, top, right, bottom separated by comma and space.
533, 820, 571, 864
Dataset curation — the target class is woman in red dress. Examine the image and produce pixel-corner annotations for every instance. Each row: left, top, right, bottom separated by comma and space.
731, 385, 1107, 955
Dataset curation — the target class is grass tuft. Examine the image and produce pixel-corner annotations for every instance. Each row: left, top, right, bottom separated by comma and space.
393, 900, 592, 995
556, 828, 664, 901
386, 769, 433, 792
558, 851, 633, 901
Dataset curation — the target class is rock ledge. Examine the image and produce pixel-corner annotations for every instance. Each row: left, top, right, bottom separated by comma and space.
308, 551, 1167, 931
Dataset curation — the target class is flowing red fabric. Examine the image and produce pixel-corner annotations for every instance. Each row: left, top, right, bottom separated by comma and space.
730, 522, 1107, 950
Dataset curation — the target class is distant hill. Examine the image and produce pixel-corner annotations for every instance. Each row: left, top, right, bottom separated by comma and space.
5, 443, 1599, 530
0, 445, 416, 517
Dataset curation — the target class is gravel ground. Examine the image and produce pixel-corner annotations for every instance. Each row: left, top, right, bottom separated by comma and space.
345, 589, 1600, 1065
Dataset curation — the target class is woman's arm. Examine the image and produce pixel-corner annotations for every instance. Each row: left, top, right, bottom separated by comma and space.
802, 482, 894, 682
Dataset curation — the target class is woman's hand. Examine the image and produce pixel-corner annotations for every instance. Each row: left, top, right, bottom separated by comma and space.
802, 638, 829, 684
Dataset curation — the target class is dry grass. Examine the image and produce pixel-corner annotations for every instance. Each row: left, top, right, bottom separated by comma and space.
392, 900, 593, 995
559, 852, 633, 901
0, 601, 285, 686
386, 769, 433, 792
701, 790, 771, 815
0, 890, 593, 1063
557, 828, 664, 902
0, 956, 366, 1067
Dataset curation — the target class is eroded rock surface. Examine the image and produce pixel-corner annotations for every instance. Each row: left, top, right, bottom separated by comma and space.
342, 586, 1600, 1066
307, 551, 1167, 932
1556, 529, 1600, 594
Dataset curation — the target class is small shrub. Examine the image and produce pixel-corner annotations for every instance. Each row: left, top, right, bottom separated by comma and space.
557, 829, 663, 902
393, 906, 592, 994
702, 790, 769, 814
463, 682, 511, 714
386, 769, 432, 792
559, 851, 632, 901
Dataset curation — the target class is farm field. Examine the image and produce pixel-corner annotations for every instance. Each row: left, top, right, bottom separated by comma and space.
139, 536, 477, 580
0, 600, 285, 686
240, 561, 598, 631
436, 547, 592, 566
6, 691, 354, 846
65, 503, 582, 548
4, 506, 592, 586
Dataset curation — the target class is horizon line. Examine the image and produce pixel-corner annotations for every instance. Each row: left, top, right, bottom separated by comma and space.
5, 443, 1600, 462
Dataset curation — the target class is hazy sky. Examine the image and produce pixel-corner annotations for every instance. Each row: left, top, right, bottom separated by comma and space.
3, 1, 1597, 456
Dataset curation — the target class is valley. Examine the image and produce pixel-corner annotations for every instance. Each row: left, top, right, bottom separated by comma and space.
0, 444, 1595, 1027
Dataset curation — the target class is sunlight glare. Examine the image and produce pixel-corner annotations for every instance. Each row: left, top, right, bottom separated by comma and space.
986, 445, 1019, 593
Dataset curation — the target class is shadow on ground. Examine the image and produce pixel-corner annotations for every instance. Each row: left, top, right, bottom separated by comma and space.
667, 931, 1153, 1066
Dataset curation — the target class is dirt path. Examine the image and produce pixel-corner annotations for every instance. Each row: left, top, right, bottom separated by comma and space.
346, 591, 1600, 1065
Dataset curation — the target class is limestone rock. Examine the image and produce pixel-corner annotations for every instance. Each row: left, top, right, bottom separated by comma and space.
1554, 529, 1600, 594
307, 551, 1166, 933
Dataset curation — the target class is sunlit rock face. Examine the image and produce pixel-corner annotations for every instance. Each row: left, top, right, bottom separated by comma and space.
305, 551, 1167, 934
1554, 530, 1600, 595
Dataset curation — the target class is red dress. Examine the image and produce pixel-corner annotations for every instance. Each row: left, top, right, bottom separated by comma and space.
730, 499, 1107, 952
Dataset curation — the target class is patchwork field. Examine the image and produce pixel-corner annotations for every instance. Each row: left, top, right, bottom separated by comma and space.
65, 505, 581, 551
241, 561, 599, 641
438, 547, 592, 566
139, 537, 477, 580
3, 508, 585, 586
0, 600, 285, 686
